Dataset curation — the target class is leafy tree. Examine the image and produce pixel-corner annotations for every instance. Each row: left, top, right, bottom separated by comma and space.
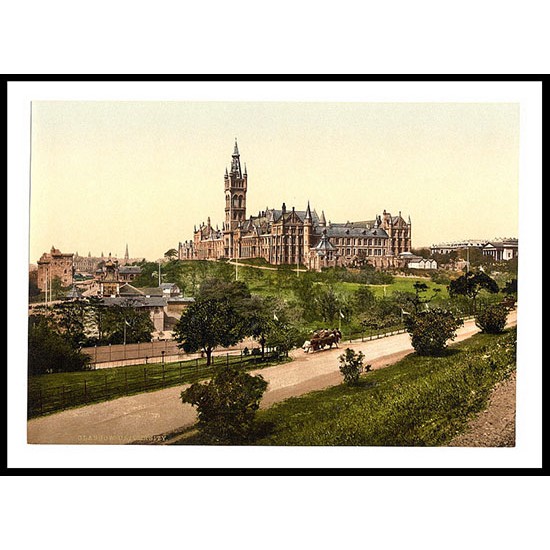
28, 315, 92, 375
404, 308, 464, 356
448, 270, 499, 312
354, 286, 375, 313
180, 365, 268, 443
338, 348, 367, 385
102, 303, 155, 344
49, 276, 67, 301
29, 274, 40, 299
315, 286, 343, 324
291, 273, 317, 321
164, 248, 178, 261
174, 298, 244, 366
51, 299, 90, 348
475, 304, 508, 334
502, 278, 518, 296
264, 319, 303, 358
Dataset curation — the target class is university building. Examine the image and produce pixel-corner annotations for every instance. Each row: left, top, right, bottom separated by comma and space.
179, 141, 412, 270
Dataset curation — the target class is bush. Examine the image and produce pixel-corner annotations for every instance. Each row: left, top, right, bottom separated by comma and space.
475, 304, 508, 334
338, 348, 365, 385
180, 365, 268, 444
404, 308, 464, 356
28, 316, 92, 375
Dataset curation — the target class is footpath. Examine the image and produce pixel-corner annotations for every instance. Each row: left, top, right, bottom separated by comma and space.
27, 310, 517, 445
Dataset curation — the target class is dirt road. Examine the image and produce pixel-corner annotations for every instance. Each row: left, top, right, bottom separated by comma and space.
27, 310, 516, 445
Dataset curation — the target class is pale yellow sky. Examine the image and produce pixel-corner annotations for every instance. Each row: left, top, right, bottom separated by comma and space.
30, 101, 519, 262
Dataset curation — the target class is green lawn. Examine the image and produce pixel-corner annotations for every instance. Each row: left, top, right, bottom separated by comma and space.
28, 351, 289, 419
175, 328, 516, 446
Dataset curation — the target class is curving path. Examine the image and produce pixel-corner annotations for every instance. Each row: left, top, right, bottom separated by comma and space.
27, 310, 517, 445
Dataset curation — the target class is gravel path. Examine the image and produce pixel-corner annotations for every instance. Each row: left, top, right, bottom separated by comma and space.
27, 310, 516, 445
447, 370, 516, 447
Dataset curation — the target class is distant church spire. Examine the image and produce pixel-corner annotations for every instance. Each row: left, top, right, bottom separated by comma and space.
125, 243, 129, 260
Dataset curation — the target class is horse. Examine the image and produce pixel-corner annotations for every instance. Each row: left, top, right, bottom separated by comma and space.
303, 329, 342, 353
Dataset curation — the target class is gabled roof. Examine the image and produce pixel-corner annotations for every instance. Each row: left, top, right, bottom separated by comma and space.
119, 283, 144, 296
137, 287, 164, 297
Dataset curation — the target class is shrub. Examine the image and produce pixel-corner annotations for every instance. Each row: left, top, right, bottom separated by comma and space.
338, 348, 365, 385
475, 304, 508, 334
404, 308, 464, 356
180, 365, 268, 444
28, 315, 92, 375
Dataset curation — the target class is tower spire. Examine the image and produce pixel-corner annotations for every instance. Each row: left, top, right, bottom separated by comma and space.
305, 201, 312, 221
125, 243, 129, 260
230, 138, 241, 176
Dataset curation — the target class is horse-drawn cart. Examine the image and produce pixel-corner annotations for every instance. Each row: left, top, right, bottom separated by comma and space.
302, 329, 342, 353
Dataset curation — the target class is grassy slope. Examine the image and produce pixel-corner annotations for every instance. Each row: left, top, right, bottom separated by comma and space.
176, 328, 516, 446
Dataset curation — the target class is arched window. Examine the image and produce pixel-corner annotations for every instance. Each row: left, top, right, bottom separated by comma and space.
238, 196, 243, 208
232, 194, 238, 207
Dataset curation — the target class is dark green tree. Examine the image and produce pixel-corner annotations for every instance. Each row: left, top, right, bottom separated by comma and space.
315, 286, 343, 324
164, 248, 178, 261
28, 315, 92, 375
448, 270, 499, 312
404, 308, 464, 356
180, 365, 268, 443
174, 297, 245, 366
502, 278, 518, 296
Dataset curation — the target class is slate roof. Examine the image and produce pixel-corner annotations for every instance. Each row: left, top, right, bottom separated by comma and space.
324, 225, 389, 239
101, 296, 167, 308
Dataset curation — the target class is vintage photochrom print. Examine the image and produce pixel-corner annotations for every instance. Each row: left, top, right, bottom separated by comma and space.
25, 96, 520, 449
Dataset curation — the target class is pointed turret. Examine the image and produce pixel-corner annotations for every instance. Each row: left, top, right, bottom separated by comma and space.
305, 201, 312, 221
319, 210, 327, 227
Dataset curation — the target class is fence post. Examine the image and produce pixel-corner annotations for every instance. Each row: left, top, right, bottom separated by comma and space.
162, 362, 166, 384
109, 343, 112, 361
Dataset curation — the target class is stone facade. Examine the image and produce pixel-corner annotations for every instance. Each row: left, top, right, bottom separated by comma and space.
179, 141, 412, 270
73, 246, 143, 275
37, 246, 74, 291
